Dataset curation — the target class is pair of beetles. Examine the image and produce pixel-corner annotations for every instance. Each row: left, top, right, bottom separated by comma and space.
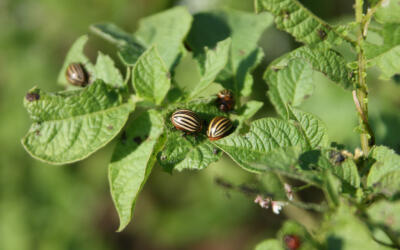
171, 89, 235, 141
66, 63, 235, 141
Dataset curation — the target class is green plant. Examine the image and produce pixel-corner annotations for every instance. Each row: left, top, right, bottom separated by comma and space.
21, 0, 400, 248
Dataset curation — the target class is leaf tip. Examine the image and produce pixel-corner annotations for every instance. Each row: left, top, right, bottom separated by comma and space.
116, 222, 129, 232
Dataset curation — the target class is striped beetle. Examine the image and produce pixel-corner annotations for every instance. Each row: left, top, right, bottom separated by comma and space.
171, 109, 202, 133
66, 63, 88, 86
216, 89, 234, 112
207, 116, 232, 141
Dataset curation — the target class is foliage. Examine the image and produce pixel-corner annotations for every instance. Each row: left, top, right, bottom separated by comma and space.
20, 0, 400, 248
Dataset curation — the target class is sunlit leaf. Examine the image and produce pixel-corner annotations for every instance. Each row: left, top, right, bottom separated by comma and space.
95, 52, 124, 88
374, 0, 400, 24
288, 107, 329, 149
214, 118, 304, 173
90, 23, 146, 66
266, 59, 314, 117
132, 46, 171, 105
57, 35, 95, 88
109, 110, 165, 231
367, 146, 400, 197
135, 6, 193, 70
255, 0, 347, 47
188, 38, 231, 99
90, 22, 139, 46
187, 9, 273, 98
364, 24, 400, 79
22, 80, 134, 164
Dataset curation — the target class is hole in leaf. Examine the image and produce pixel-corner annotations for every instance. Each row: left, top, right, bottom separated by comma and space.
281, 10, 290, 19
317, 29, 327, 40
133, 136, 142, 144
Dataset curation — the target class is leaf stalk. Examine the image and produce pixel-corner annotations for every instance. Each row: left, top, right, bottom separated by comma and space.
354, 0, 375, 155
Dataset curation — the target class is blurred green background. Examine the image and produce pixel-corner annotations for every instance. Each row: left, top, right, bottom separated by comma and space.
1, 0, 399, 249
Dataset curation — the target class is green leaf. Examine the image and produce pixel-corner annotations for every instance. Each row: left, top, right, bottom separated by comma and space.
95, 52, 124, 88
374, 0, 400, 24
188, 38, 231, 99
160, 135, 221, 172
236, 100, 264, 132
367, 146, 400, 185
21, 80, 134, 164
92, 8, 193, 70
254, 239, 284, 250
333, 159, 361, 189
256, 146, 322, 185
367, 146, 400, 196
224, 46, 264, 98
323, 170, 341, 207
367, 200, 400, 243
267, 46, 353, 91
90, 23, 146, 66
90, 23, 140, 46
265, 47, 352, 117
118, 43, 146, 66
158, 99, 225, 172
289, 107, 328, 149
258, 172, 287, 200
132, 46, 171, 105
221, 144, 323, 185
300, 149, 360, 189
135, 6, 193, 70
109, 110, 165, 231
214, 118, 304, 173
323, 205, 391, 250
364, 24, 400, 78
187, 9, 273, 97
237, 101, 264, 121
255, 0, 347, 47
57, 35, 95, 87
266, 59, 314, 117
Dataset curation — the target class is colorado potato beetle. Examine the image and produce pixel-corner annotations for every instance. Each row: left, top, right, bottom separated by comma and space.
217, 89, 235, 112
207, 116, 233, 141
284, 234, 301, 250
66, 63, 89, 86
171, 109, 202, 133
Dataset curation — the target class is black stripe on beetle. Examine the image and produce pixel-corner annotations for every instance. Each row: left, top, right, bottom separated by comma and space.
207, 116, 233, 141
66, 63, 88, 86
171, 109, 202, 133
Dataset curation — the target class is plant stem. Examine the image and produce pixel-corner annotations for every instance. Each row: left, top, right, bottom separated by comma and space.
292, 183, 313, 192
124, 66, 132, 86
288, 200, 328, 213
354, 0, 375, 155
